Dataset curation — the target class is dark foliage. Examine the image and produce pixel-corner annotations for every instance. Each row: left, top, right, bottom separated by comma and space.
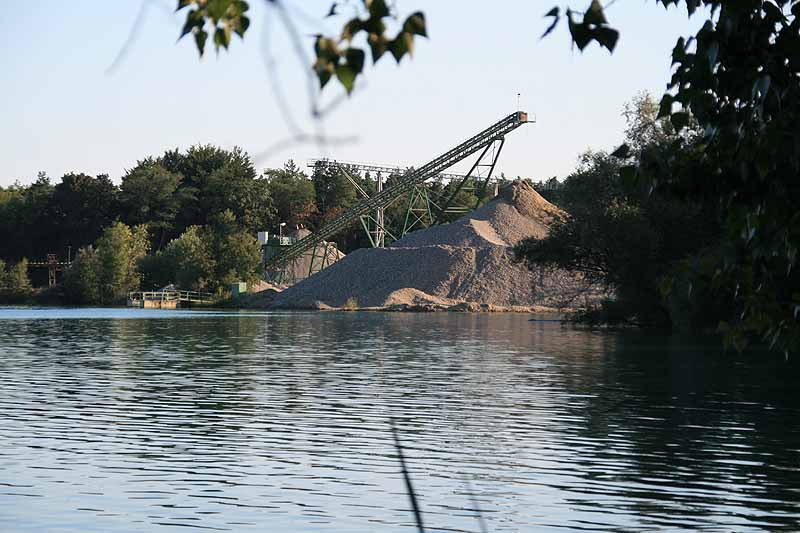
543, 1, 800, 353
517, 95, 721, 330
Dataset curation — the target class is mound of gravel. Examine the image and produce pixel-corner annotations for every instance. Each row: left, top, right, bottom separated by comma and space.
277, 228, 346, 285
269, 181, 596, 310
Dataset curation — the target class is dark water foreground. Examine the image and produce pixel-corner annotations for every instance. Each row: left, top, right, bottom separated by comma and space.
0, 308, 798, 532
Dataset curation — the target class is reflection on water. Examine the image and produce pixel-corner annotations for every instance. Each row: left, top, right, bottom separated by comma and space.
0, 309, 798, 532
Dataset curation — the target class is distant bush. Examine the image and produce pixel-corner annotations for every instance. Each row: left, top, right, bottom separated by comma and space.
137, 210, 262, 294
63, 246, 100, 304
0, 258, 34, 303
63, 223, 149, 305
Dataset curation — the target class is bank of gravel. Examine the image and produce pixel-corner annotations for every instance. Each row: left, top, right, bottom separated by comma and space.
240, 181, 601, 312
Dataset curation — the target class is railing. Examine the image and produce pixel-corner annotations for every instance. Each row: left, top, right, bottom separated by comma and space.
28, 261, 71, 268
308, 158, 469, 183
128, 290, 216, 304
266, 111, 529, 272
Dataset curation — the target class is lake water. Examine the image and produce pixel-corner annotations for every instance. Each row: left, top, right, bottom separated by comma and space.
0, 308, 799, 532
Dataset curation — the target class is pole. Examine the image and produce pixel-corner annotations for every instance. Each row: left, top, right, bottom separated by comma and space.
376, 171, 384, 247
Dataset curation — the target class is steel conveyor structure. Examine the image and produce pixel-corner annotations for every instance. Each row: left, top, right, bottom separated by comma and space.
265, 111, 530, 276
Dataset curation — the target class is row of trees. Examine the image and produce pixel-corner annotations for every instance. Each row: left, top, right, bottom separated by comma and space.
2, 146, 493, 265
2, 142, 494, 301
137, 210, 262, 295
0, 145, 273, 262
0, 259, 33, 302
61, 213, 263, 305
64, 223, 149, 305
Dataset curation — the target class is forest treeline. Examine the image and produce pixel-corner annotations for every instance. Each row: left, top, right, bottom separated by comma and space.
0, 91, 792, 356
2, 88, 795, 355
0, 144, 487, 303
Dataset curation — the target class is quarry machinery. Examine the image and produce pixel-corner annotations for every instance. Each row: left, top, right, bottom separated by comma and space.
307, 157, 502, 247
265, 111, 531, 282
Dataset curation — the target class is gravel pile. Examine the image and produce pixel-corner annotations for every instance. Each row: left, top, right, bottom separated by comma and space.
269, 181, 597, 310
279, 228, 346, 285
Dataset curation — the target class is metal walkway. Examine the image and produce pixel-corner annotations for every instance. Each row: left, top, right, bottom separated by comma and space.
127, 290, 216, 306
265, 111, 530, 273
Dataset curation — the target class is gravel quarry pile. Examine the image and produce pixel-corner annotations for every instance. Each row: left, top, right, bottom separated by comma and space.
267, 181, 598, 311
279, 228, 346, 284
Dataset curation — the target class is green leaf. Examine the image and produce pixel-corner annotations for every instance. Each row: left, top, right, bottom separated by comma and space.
584, 0, 607, 26
180, 9, 203, 38
658, 94, 674, 119
403, 12, 427, 37
365, 0, 390, 18
234, 15, 249, 38
368, 33, 388, 63
542, 8, 560, 39
344, 48, 365, 74
341, 17, 364, 41
214, 27, 230, 50
671, 37, 686, 65
611, 144, 631, 159
314, 36, 340, 61
671, 111, 690, 131
388, 33, 413, 62
336, 64, 357, 94
326, 2, 338, 18
363, 15, 386, 35
594, 26, 619, 52
207, 0, 231, 23
567, 12, 591, 50
541, 19, 559, 39
194, 29, 208, 56
314, 60, 334, 89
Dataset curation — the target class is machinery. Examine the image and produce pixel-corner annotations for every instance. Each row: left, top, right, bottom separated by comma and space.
265, 111, 531, 282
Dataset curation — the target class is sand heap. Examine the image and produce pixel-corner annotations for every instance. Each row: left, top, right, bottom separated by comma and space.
277, 228, 346, 286
269, 181, 597, 311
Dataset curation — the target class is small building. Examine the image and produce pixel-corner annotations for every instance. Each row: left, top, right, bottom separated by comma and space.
230, 282, 247, 298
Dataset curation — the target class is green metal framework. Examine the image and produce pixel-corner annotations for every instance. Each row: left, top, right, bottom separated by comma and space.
265, 111, 530, 281
263, 237, 341, 286
307, 241, 340, 278
434, 137, 505, 224
309, 148, 504, 243
402, 185, 435, 235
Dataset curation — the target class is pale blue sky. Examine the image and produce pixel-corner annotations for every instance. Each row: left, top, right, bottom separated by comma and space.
0, 1, 707, 187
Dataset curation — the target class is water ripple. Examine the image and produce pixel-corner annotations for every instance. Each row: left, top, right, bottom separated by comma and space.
0, 309, 799, 532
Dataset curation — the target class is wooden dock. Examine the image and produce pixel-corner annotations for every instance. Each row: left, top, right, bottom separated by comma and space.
127, 290, 216, 309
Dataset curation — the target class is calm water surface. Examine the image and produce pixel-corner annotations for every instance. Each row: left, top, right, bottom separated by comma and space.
0, 307, 798, 532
